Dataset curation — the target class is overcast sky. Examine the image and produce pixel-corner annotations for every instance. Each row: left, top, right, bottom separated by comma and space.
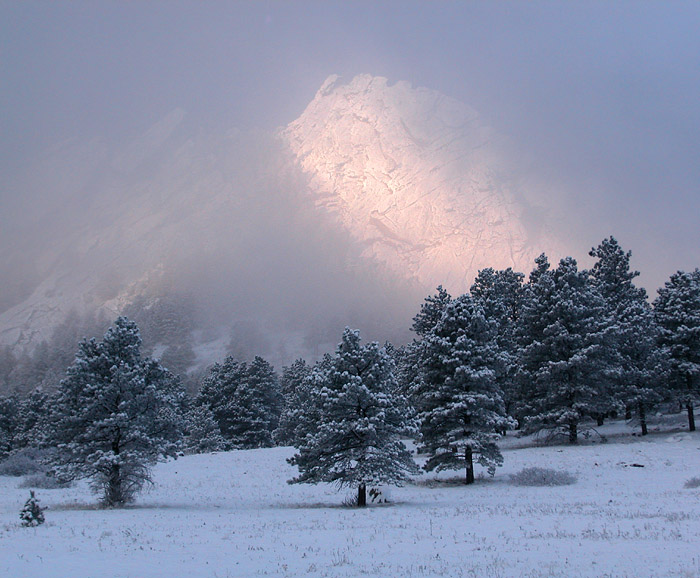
2, 0, 700, 293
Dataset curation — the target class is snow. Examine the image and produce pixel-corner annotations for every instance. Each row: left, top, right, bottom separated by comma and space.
2, 423, 699, 577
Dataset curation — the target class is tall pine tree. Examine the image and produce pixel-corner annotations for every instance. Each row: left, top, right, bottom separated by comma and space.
411, 294, 513, 483
195, 356, 281, 449
288, 328, 418, 506
47, 317, 186, 506
515, 256, 615, 443
654, 269, 700, 431
589, 237, 668, 434
470, 267, 525, 423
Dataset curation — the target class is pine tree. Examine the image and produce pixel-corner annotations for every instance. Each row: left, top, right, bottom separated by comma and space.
195, 355, 281, 449
274, 359, 312, 446
183, 404, 226, 454
240, 356, 282, 448
19, 490, 45, 527
654, 269, 700, 431
589, 237, 668, 434
515, 256, 615, 443
195, 357, 246, 447
46, 317, 186, 507
288, 328, 419, 506
13, 387, 51, 450
412, 286, 452, 338
0, 394, 19, 459
470, 267, 525, 423
411, 294, 513, 483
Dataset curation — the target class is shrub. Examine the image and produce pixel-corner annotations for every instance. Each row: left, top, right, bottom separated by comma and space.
510, 467, 577, 486
19, 490, 45, 527
19, 473, 72, 490
0, 448, 48, 477
684, 476, 700, 489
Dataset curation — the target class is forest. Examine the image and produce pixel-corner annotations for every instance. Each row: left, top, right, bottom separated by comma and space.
1, 236, 699, 508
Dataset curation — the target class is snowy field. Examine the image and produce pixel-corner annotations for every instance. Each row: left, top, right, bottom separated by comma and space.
1, 423, 699, 578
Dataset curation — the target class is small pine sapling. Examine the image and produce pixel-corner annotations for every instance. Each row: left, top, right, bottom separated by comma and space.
20, 490, 45, 527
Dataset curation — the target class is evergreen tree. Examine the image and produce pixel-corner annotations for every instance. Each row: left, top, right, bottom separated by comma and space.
0, 345, 17, 394
654, 269, 700, 431
46, 317, 186, 507
12, 387, 51, 450
183, 404, 226, 454
515, 256, 615, 443
195, 355, 281, 449
402, 286, 454, 405
412, 286, 452, 338
589, 237, 668, 434
196, 357, 246, 446
274, 359, 312, 445
0, 394, 19, 459
288, 328, 418, 506
411, 294, 513, 483
470, 267, 525, 422
19, 490, 45, 527
241, 356, 282, 447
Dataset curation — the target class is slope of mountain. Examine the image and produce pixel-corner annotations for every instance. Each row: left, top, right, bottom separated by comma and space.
0, 74, 567, 368
282, 74, 564, 292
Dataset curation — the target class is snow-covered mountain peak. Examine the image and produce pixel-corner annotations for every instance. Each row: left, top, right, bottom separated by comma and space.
282, 74, 563, 292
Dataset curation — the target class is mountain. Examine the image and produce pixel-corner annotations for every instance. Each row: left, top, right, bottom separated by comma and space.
282, 74, 565, 291
0, 74, 567, 380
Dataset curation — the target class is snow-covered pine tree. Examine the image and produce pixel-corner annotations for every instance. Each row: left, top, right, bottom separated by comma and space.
274, 359, 312, 446
411, 294, 513, 484
515, 256, 615, 443
400, 286, 455, 405
239, 356, 282, 448
412, 285, 452, 338
0, 394, 19, 459
46, 317, 186, 507
183, 404, 226, 454
470, 267, 525, 424
13, 387, 51, 450
195, 355, 281, 449
288, 328, 419, 506
654, 269, 700, 431
19, 490, 45, 527
195, 356, 246, 447
589, 237, 668, 434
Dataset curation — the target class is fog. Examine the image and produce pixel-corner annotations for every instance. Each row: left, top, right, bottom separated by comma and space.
2, 1, 700, 365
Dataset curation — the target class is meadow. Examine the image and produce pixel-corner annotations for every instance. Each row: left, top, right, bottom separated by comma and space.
1, 420, 699, 578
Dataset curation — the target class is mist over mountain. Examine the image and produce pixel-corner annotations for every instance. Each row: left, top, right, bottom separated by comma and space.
1, 74, 571, 379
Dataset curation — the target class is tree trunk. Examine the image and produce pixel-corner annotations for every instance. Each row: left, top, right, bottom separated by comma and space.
568, 421, 578, 444
465, 447, 474, 485
357, 483, 367, 507
106, 463, 123, 507
688, 402, 696, 432
638, 401, 648, 436
596, 414, 605, 427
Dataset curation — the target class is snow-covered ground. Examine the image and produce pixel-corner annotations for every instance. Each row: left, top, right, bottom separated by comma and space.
1, 422, 699, 578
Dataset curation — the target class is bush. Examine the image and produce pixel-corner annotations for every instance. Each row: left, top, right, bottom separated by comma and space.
19, 473, 72, 490
684, 476, 700, 489
19, 490, 45, 527
0, 448, 48, 477
510, 467, 577, 486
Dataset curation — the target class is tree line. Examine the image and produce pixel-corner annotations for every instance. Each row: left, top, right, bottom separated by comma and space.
0, 236, 699, 507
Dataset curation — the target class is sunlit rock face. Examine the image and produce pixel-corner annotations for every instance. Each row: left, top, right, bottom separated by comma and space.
283, 74, 562, 293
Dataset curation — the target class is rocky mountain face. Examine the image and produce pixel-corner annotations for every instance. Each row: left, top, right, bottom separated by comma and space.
282, 74, 564, 292
0, 74, 567, 374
